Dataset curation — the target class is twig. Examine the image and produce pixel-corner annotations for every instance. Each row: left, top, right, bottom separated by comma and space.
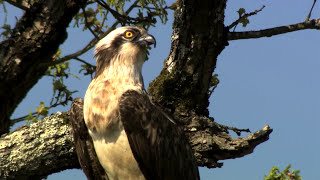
96, 0, 159, 25
96, 0, 130, 24
228, 18, 320, 40
10, 98, 71, 125
81, 5, 99, 39
40, 0, 140, 68
228, 5, 265, 30
74, 57, 95, 67
213, 122, 251, 136
306, 0, 317, 22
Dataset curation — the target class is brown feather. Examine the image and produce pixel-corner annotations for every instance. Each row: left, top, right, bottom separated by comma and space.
70, 98, 108, 180
119, 90, 200, 180
83, 26, 199, 180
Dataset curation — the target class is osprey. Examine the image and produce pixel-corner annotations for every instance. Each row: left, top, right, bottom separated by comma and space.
83, 26, 199, 180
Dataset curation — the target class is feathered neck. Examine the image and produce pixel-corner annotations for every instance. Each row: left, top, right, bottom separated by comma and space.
94, 44, 146, 88
103, 56, 144, 87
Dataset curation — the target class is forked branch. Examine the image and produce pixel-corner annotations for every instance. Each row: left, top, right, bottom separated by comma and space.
306, 0, 317, 22
228, 5, 265, 30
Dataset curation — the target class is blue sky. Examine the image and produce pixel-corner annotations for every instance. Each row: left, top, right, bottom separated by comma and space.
2, 0, 319, 179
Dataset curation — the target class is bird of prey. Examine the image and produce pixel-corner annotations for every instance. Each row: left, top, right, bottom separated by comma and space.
83, 26, 200, 180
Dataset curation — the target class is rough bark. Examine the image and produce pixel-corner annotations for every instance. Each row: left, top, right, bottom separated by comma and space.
0, 112, 80, 180
147, 0, 273, 167
149, 0, 228, 119
0, 110, 272, 179
0, 0, 275, 178
0, 0, 84, 135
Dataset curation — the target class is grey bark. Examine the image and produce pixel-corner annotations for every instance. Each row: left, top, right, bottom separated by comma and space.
149, 0, 228, 118
148, 0, 265, 167
0, 0, 275, 178
0, 0, 84, 135
0, 112, 80, 180
0, 111, 272, 179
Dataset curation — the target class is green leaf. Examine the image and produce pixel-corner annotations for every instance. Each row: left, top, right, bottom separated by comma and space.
237, 8, 246, 17
239, 17, 249, 27
264, 165, 302, 180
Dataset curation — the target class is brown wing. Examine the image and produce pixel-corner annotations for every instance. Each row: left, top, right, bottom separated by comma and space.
119, 90, 200, 180
70, 98, 108, 180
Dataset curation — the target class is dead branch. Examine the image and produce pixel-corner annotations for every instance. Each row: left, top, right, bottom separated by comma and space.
228, 18, 320, 40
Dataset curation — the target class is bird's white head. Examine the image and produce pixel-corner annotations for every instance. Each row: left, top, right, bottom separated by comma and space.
94, 26, 156, 79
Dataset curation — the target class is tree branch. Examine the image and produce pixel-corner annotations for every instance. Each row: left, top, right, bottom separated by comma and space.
306, 0, 317, 22
0, 0, 85, 135
228, 18, 320, 40
185, 116, 272, 167
0, 112, 80, 179
0, 109, 272, 179
4, 0, 30, 11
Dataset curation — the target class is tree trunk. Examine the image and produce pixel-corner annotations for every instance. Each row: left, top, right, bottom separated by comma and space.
0, 0, 84, 135
149, 0, 228, 119
0, 0, 273, 178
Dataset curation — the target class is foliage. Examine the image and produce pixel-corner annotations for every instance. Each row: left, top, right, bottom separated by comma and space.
46, 51, 79, 109
0, 1, 10, 40
237, 8, 249, 27
264, 165, 301, 180
208, 74, 220, 97
4, 0, 170, 125
25, 102, 49, 126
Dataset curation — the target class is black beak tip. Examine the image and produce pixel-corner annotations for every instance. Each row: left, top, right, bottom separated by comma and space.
150, 34, 156, 48
138, 34, 156, 48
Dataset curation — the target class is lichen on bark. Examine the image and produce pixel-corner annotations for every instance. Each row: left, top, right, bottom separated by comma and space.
0, 112, 79, 179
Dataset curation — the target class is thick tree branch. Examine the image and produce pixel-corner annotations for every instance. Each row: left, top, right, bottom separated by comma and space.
0, 110, 272, 179
228, 18, 320, 40
185, 116, 272, 167
4, 0, 30, 10
0, 0, 85, 135
0, 112, 80, 180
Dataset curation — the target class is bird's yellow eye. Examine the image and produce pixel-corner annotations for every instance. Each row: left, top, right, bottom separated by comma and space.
125, 31, 133, 38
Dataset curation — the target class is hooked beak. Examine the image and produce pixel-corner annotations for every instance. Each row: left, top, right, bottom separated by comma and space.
137, 34, 156, 48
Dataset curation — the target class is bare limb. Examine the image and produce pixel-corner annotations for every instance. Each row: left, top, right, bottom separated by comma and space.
213, 121, 251, 136
306, 0, 317, 22
4, 0, 29, 11
10, 112, 37, 125
228, 5, 265, 30
186, 116, 272, 168
228, 18, 320, 40
74, 57, 96, 67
